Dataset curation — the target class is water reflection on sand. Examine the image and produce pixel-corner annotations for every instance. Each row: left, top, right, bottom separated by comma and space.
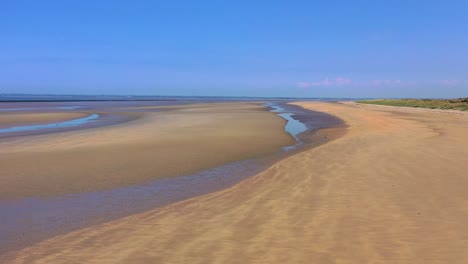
0, 114, 100, 134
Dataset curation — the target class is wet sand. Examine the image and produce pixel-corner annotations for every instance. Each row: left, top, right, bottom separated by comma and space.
5, 101, 467, 263
0, 112, 90, 128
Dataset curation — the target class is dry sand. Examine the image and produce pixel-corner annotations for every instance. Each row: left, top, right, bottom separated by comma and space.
5, 101, 468, 263
0, 103, 294, 199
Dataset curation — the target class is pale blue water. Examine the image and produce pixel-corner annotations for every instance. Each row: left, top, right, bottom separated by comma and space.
277, 112, 307, 140
266, 103, 307, 150
0, 113, 99, 134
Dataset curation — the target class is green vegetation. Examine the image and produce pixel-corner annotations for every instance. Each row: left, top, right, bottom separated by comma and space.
356, 98, 468, 111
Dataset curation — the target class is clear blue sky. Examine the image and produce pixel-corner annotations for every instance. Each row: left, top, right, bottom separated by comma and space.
1, 1, 467, 98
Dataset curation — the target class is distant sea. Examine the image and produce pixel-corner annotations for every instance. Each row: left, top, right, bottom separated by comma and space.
0, 94, 358, 102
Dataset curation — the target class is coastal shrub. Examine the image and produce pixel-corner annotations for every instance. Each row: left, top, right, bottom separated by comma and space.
356, 98, 468, 111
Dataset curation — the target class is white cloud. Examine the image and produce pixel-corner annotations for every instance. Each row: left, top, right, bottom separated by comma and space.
297, 77, 352, 88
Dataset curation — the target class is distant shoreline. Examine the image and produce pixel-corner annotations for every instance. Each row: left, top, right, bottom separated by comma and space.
0, 94, 358, 103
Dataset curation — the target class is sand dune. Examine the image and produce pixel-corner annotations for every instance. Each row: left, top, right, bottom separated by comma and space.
6, 102, 468, 263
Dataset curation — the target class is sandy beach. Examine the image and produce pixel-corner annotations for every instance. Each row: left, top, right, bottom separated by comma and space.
5, 101, 467, 263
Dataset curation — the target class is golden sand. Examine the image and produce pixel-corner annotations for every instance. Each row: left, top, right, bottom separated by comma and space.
5, 102, 468, 263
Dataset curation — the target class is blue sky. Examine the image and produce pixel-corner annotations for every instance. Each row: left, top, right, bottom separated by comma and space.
1, 1, 467, 98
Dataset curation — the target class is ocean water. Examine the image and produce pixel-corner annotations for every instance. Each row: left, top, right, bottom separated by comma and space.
0, 94, 356, 102
0, 106, 81, 111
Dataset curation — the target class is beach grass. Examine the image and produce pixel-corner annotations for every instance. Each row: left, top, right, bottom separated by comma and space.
356, 98, 468, 111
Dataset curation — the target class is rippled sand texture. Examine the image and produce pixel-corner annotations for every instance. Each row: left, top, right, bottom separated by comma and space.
0, 103, 294, 199
6, 102, 468, 263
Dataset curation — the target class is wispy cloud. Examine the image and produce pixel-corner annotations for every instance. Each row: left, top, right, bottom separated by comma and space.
370, 79, 402, 86
298, 77, 468, 89
438, 79, 468, 86
297, 77, 352, 88
367, 79, 419, 87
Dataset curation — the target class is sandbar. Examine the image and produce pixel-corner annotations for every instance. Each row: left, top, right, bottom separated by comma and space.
0, 102, 294, 199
